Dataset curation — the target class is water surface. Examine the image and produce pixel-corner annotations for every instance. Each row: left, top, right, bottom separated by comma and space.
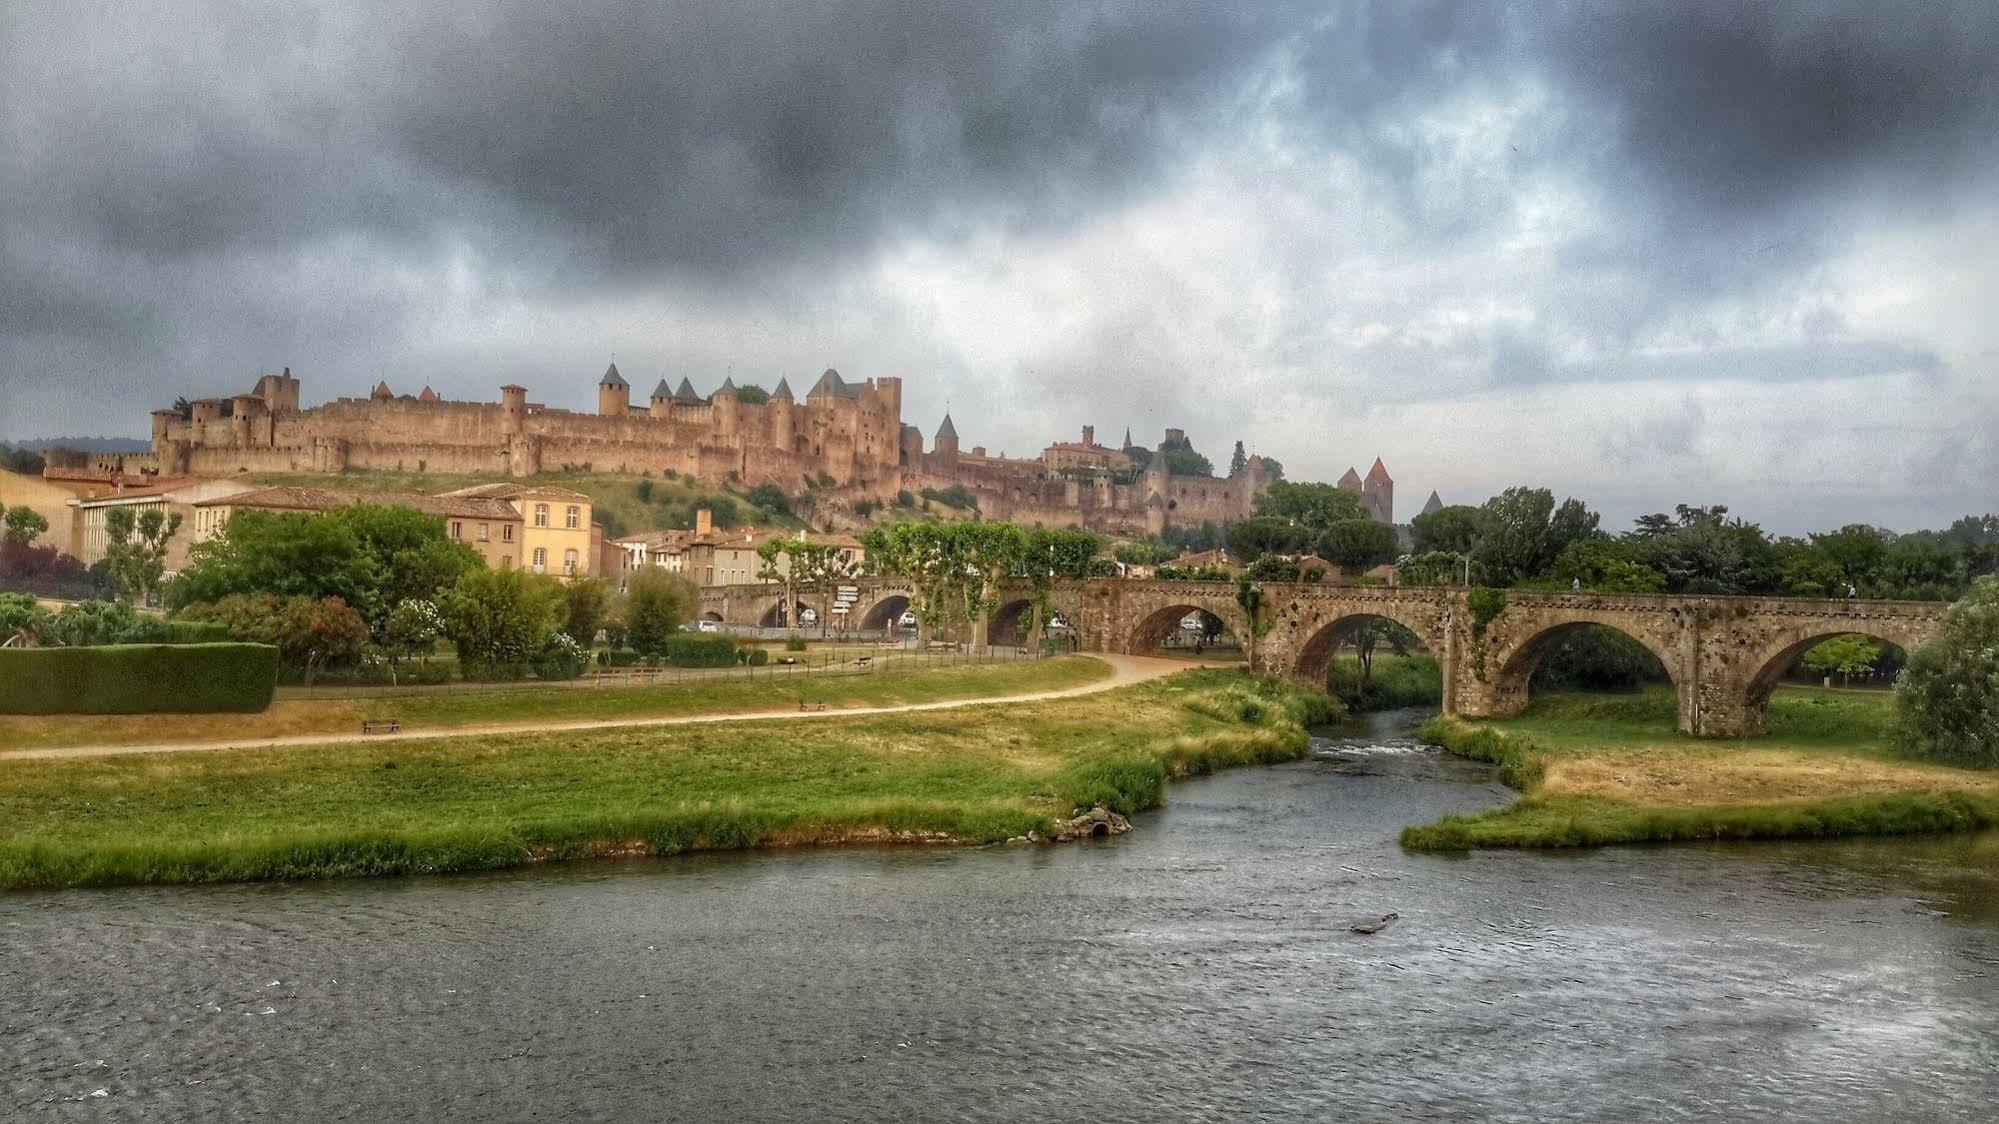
5, 711, 1995, 1120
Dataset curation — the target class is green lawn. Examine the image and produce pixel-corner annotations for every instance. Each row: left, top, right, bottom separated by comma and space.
1404, 686, 1999, 850
0, 656, 1113, 751
0, 670, 1336, 889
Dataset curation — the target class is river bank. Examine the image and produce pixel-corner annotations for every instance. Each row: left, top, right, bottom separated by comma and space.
0, 670, 1337, 890
1403, 686, 1999, 850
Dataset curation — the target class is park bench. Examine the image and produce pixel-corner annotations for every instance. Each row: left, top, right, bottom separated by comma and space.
799, 700, 827, 712
778, 656, 799, 665
854, 656, 873, 669
361, 718, 401, 734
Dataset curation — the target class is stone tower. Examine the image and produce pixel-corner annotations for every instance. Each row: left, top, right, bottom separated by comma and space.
1363, 458, 1394, 524
935, 412, 960, 465
770, 377, 796, 450
598, 363, 630, 415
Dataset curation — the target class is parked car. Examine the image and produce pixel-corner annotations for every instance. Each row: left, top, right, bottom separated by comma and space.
799, 607, 818, 625
697, 619, 720, 633
897, 611, 918, 629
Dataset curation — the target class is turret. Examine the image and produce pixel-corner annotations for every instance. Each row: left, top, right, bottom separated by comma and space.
934, 412, 959, 464
649, 379, 672, 419
598, 363, 630, 416
770, 377, 796, 449
1363, 458, 1393, 524
499, 384, 528, 435
715, 376, 740, 437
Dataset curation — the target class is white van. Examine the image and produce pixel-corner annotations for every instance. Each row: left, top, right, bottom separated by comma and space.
697, 619, 720, 633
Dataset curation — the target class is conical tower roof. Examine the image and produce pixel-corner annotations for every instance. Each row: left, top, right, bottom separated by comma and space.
674, 377, 702, 403
650, 379, 673, 400
417, 386, 438, 403
718, 376, 738, 396
1365, 457, 1392, 485
1421, 490, 1444, 516
1337, 466, 1363, 490
372, 379, 393, 399
772, 377, 795, 400
600, 362, 628, 388
936, 413, 958, 441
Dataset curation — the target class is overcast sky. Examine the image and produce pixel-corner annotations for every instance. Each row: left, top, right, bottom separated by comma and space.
3, 1, 1994, 533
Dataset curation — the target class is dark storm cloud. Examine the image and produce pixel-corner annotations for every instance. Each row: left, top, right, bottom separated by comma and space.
1, 0, 1995, 497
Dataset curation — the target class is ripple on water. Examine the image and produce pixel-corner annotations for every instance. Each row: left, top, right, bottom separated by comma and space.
4, 723, 1996, 1120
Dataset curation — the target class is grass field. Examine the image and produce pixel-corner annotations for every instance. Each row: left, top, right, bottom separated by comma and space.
0, 670, 1336, 889
1403, 686, 1999, 850
0, 655, 1112, 751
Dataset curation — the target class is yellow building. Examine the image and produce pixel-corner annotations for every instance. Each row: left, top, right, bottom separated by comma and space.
439, 483, 600, 578
192, 486, 527, 572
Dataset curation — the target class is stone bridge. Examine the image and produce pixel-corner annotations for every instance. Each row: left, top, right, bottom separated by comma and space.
698, 578, 1946, 737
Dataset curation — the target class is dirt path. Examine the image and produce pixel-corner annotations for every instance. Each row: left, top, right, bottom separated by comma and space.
0, 654, 1226, 763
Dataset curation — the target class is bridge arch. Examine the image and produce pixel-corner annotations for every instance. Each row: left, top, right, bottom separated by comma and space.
700, 609, 725, 624
990, 598, 1037, 647
1734, 618, 1936, 734
1122, 597, 1248, 654
1290, 608, 1440, 689
1485, 616, 1685, 723
857, 593, 912, 632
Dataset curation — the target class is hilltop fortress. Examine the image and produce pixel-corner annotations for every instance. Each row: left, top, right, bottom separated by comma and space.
146, 366, 1393, 535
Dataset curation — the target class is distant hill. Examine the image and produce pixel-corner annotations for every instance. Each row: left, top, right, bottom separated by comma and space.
3, 436, 150, 453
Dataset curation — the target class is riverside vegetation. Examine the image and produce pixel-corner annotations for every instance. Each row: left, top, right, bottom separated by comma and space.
1403, 687, 1999, 850
0, 669, 1338, 889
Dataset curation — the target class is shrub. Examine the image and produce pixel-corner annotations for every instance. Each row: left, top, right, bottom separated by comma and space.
784, 635, 808, 652
440, 568, 565, 672
0, 644, 278, 714
664, 633, 738, 667
43, 600, 166, 647
747, 648, 769, 666
1897, 575, 1999, 767
0, 592, 48, 644
177, 593, 370, 683
533, 633, 590, 680
626, 568, 697, 657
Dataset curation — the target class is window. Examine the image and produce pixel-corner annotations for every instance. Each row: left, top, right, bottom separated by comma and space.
534, 503, 549, 528
564, 548, 579, 574
502, 524, 514, 542
565, 505, 580, 529
477, 523, 489, 541
532, 547, 547, 572
450, 521, 463, 540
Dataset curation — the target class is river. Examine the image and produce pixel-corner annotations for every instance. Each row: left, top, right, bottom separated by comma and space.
5, 711, 1996, 1121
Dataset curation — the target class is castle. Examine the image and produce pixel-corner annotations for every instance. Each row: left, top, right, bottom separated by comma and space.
146, 366, 1393, 536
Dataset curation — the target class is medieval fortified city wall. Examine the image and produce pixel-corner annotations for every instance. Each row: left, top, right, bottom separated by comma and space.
145, 365, 1396, 535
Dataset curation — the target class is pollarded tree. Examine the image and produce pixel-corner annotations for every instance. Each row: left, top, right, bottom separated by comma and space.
1895, 575, 1999, 767
956, 521, 1029, 653
1020, 527, 1101, 649
862, 522, 967, 647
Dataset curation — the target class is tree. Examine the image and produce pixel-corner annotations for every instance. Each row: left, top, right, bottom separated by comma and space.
440, 567, 567, 677
756, 537, 808, 632
560, 578, 611, 645
1896, 576, 1999, 766
862, 522, 968, 647
625, 567, 697, 657
1473, 488, 1598, 586
1226, 517, 1313, 564
1801, 634, 1884, 686
1254, 481, 1367, 529
41, 599, 163, 646
956, 522, 1029, 653
178, 593, 369, 683
1316, 519, 1400, 573
376, 598, 445, 678
103, 505, 181, 604
3, 505, 49, 546
744, 484, 790, 517
1161, 448, 1212, 476
1021, 527, 1101, 647
1228, 441, 1248, 477
1411, 504, 1491, 555
0, 592, 48, 645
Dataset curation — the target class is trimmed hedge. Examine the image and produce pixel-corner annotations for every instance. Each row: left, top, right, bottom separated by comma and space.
159, 620, 232, 645
665, 634, 739, 667
0, 643, 278, 715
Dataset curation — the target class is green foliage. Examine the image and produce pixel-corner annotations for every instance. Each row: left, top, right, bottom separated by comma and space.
177, 593, 371, 682
919, 484, 979, 510
785, 635, 808, 652
0, 591, 49, 643
561, 577, 611, 645
1327, 655, 1441, 712
635, 479, 654, 502
1244, 556, 1302, 582
1800, 634, 1886, 685
170, 503, 482, 631
1228, 440, 1248, 477
1160, 448, 1212, 476
1529, 626, 1668, 691
744, 483, 790, 516
895, 489, 915, 508
1226, 516, 1313, 563
533, 633, 590, 680
1395, 550, 1478, 587
664, 633, 738, 667
1410, 504, 1492, 555
1253, 481, 1367, 528
375, 598, 445, 666
1156, 563, 1235, 581
625, 567, 697, 657
735, 384, 770, 405
3, 505, 50, 545
1467, 587, 1507, 632
1315, 518, 1399, 572
0, 644, 277, 714
1474, 487, 1599, 586
1896, 576, 1999, 767
440, 568, 566, 679
103, 505, 182, 603
42, 600, 166, 647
